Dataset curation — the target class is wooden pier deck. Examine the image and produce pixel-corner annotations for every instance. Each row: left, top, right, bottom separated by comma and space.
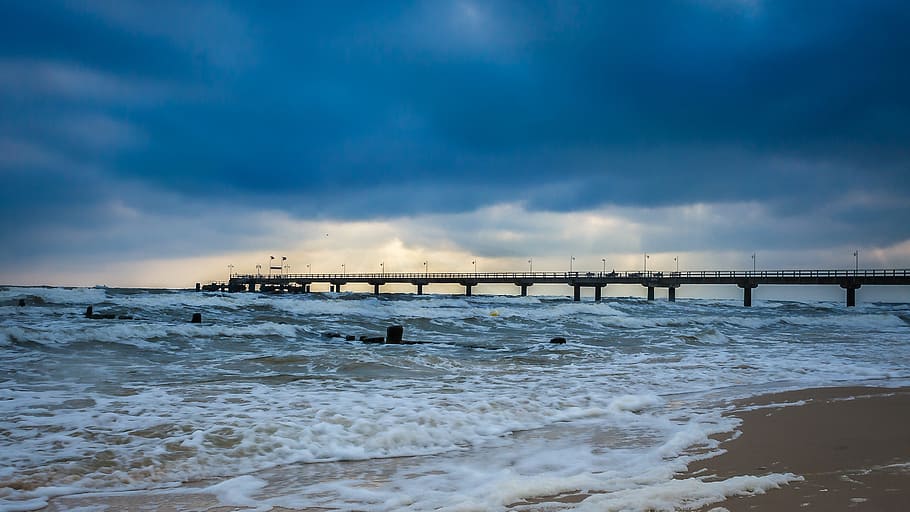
199, 269, 910, 306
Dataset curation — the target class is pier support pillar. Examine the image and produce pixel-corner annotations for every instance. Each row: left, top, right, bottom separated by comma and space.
841, 283, 861, 307
417, 284, 424, 295
738, 283, 758, 307
595, 286, 602, 302
573, 285, 581, 302
647, 287, 655, 301
195, 283, 201, 292
336, 284, 342, 293
520, 285, 528, 296
373, 284, 380, 295
668, 287, 676, 302
465, 285, 472, 297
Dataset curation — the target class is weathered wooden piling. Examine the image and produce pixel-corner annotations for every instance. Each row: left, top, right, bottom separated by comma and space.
386, 325, 404, 344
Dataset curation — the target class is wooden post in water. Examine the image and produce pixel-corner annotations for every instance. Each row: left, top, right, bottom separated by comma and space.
386, 325, 403, 344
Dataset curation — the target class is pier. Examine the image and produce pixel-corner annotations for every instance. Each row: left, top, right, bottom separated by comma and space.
199, 269, 910, 307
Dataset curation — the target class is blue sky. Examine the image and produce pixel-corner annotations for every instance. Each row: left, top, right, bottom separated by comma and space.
1, 0, 909, 288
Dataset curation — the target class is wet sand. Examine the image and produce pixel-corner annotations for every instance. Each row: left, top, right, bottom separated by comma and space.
689, 386, 910, 511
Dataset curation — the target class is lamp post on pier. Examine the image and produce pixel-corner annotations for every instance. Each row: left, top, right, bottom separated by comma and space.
570, 256, 575, 273
854, 250, 859, 274
602, 258, 606, 273
228, 264, 234, 278
644, 253, 649, 274
423, 260, 428, 277
528, 258, 533, 273
380, 261, 384, 276
306, 263, 311, 274
752, 253, 756, 274
256, 264, 261, 276
341, 263, 345, 275
472, 259, 477, 274
674, 256, 678, 273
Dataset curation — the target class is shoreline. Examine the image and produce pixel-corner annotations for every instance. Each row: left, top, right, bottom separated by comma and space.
31, 386, 910, 511
688, 386, 910, 511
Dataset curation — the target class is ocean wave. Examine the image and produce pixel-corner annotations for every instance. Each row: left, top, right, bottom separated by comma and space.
1, 288, 908, 510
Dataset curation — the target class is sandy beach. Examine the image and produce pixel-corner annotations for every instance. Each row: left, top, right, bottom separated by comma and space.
689, 386, 910, 511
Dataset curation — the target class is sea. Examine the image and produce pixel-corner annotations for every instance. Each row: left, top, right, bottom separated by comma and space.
2, 286, 909, 511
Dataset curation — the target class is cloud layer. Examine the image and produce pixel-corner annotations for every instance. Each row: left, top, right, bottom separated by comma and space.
1, 1, 908, 286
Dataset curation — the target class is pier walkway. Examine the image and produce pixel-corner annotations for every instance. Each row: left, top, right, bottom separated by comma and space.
200, 269, 910, 306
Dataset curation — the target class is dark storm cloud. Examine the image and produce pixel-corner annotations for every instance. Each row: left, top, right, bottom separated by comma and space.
2, 0, 909, 264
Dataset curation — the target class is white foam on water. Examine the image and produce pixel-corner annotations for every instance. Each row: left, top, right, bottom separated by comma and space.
573, 473, 802, 512
739, 400, 807, 412
0, 497, 48, 512
0, 286, 109, 306
262, 294, 637, 329
0, 381, 720, 508
204, 475, 268, 509
242, 408, 730, 511
0, 484, 87, 512
608, 393, 663, 413
1, 289, 908, 510
0, 318, 302, 350
253, 402, 749, 511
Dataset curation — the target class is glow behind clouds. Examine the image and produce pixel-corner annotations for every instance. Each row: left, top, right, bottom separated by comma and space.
11, 202, 909, 298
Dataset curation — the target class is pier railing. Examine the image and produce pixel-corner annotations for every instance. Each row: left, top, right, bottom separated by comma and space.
201, 268, 910, 306
231, 269, 910, 281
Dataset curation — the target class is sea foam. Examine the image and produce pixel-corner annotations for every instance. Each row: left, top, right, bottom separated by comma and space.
1, 287, 908, 510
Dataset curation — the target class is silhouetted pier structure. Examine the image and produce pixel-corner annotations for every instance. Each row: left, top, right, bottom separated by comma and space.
198, 269, 910, 306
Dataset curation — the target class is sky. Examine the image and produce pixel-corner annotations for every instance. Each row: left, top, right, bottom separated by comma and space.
1, 0, 909, 293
